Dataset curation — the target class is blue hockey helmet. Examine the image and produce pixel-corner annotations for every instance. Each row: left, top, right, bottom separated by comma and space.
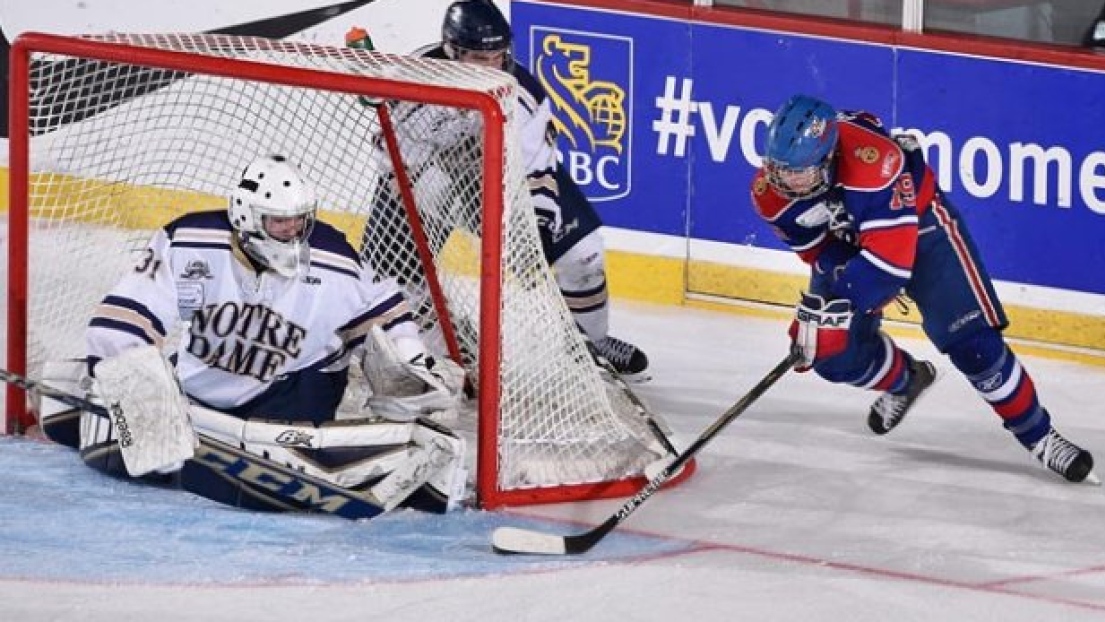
442, 0, 514, 70
763, 94, 839, 199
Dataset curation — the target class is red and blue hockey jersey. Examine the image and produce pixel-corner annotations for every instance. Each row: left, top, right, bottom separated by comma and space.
751, 111, 938, 314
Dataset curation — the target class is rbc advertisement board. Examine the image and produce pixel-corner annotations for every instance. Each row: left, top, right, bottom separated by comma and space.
520, 16, 692, 237
511, 1, 1105, 298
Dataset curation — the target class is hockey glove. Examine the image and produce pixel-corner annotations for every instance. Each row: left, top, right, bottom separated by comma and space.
788, 292, 853, 372
363, 326, 466, 421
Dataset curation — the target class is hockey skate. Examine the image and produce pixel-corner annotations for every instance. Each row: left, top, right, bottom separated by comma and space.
867, 357, 936, 435
1030, 426, 1099, 484
592, 335, 650, 381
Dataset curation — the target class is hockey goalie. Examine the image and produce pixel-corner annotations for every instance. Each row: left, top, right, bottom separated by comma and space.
36, 154, 471, 517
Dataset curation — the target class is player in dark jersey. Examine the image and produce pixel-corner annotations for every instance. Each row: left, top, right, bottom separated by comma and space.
353, 0, 648, 379
751, 94, 1096, 483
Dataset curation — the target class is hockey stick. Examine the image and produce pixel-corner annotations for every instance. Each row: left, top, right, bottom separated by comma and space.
593, 351, 679, 459
585, 339, 679, 460
0, 368, 388, 520
491, 351, 800, 555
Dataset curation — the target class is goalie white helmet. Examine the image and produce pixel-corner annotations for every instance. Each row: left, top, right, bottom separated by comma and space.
228, 155, 317, 277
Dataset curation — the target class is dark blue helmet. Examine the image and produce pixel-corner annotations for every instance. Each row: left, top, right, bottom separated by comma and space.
442, 0, 513, 70
763, 94, 839, 199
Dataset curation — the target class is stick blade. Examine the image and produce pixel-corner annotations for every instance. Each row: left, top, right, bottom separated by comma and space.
491, 526, 568, 556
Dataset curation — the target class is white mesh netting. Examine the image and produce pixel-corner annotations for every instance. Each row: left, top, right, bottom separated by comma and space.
11, 33, 666, 506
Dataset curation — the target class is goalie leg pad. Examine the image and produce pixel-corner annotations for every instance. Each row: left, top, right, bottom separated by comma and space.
190, 407, 468, 511
398, 419, 468, 513
369, 434, 456, 511
93, 345, 197, 477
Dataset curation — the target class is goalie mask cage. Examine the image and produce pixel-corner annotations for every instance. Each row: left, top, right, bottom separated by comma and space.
6, 32, 685, 508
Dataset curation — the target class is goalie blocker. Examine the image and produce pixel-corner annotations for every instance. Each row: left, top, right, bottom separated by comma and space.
36, 348, 468, 516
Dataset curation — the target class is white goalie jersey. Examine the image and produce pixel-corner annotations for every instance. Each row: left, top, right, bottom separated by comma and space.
86, 209, 421, 411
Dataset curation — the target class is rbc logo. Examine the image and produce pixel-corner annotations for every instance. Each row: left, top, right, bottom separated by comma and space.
530, 28, 632, 201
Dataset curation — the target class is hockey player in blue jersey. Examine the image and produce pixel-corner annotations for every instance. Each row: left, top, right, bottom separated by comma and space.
41, 155, 471, 514
351, 0, 649, 379
751, 94, 1097, 483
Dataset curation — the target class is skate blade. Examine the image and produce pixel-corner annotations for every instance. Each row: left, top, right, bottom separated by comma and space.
618, 370, 652, 384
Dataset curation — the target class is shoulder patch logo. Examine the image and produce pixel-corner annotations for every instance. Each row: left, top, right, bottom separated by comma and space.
180, 260, 213, 280
753, 176, 768, 196
856, 146, 880, 164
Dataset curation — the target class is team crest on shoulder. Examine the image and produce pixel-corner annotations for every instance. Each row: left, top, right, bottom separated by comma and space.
180, 260, 213, 280
855, 146, 880, 164
751, 170, 795, 221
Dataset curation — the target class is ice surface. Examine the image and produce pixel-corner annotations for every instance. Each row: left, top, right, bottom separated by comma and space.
3, 299, 1105, 620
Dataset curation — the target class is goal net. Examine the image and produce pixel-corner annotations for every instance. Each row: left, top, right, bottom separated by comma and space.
5, 32, 685, 508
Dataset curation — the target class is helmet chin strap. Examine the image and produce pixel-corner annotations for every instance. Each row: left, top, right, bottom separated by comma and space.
238, 231, 308, 278
236, 232, 268, 272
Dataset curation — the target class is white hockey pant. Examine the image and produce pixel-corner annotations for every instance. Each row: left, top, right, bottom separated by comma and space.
552, 229, 609, 342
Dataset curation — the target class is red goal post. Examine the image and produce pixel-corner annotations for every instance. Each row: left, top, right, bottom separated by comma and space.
5, 32, 690, 508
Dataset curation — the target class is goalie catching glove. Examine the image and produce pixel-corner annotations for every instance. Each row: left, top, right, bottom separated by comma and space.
361, 325, 466, 421
789, 292, 852, 372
